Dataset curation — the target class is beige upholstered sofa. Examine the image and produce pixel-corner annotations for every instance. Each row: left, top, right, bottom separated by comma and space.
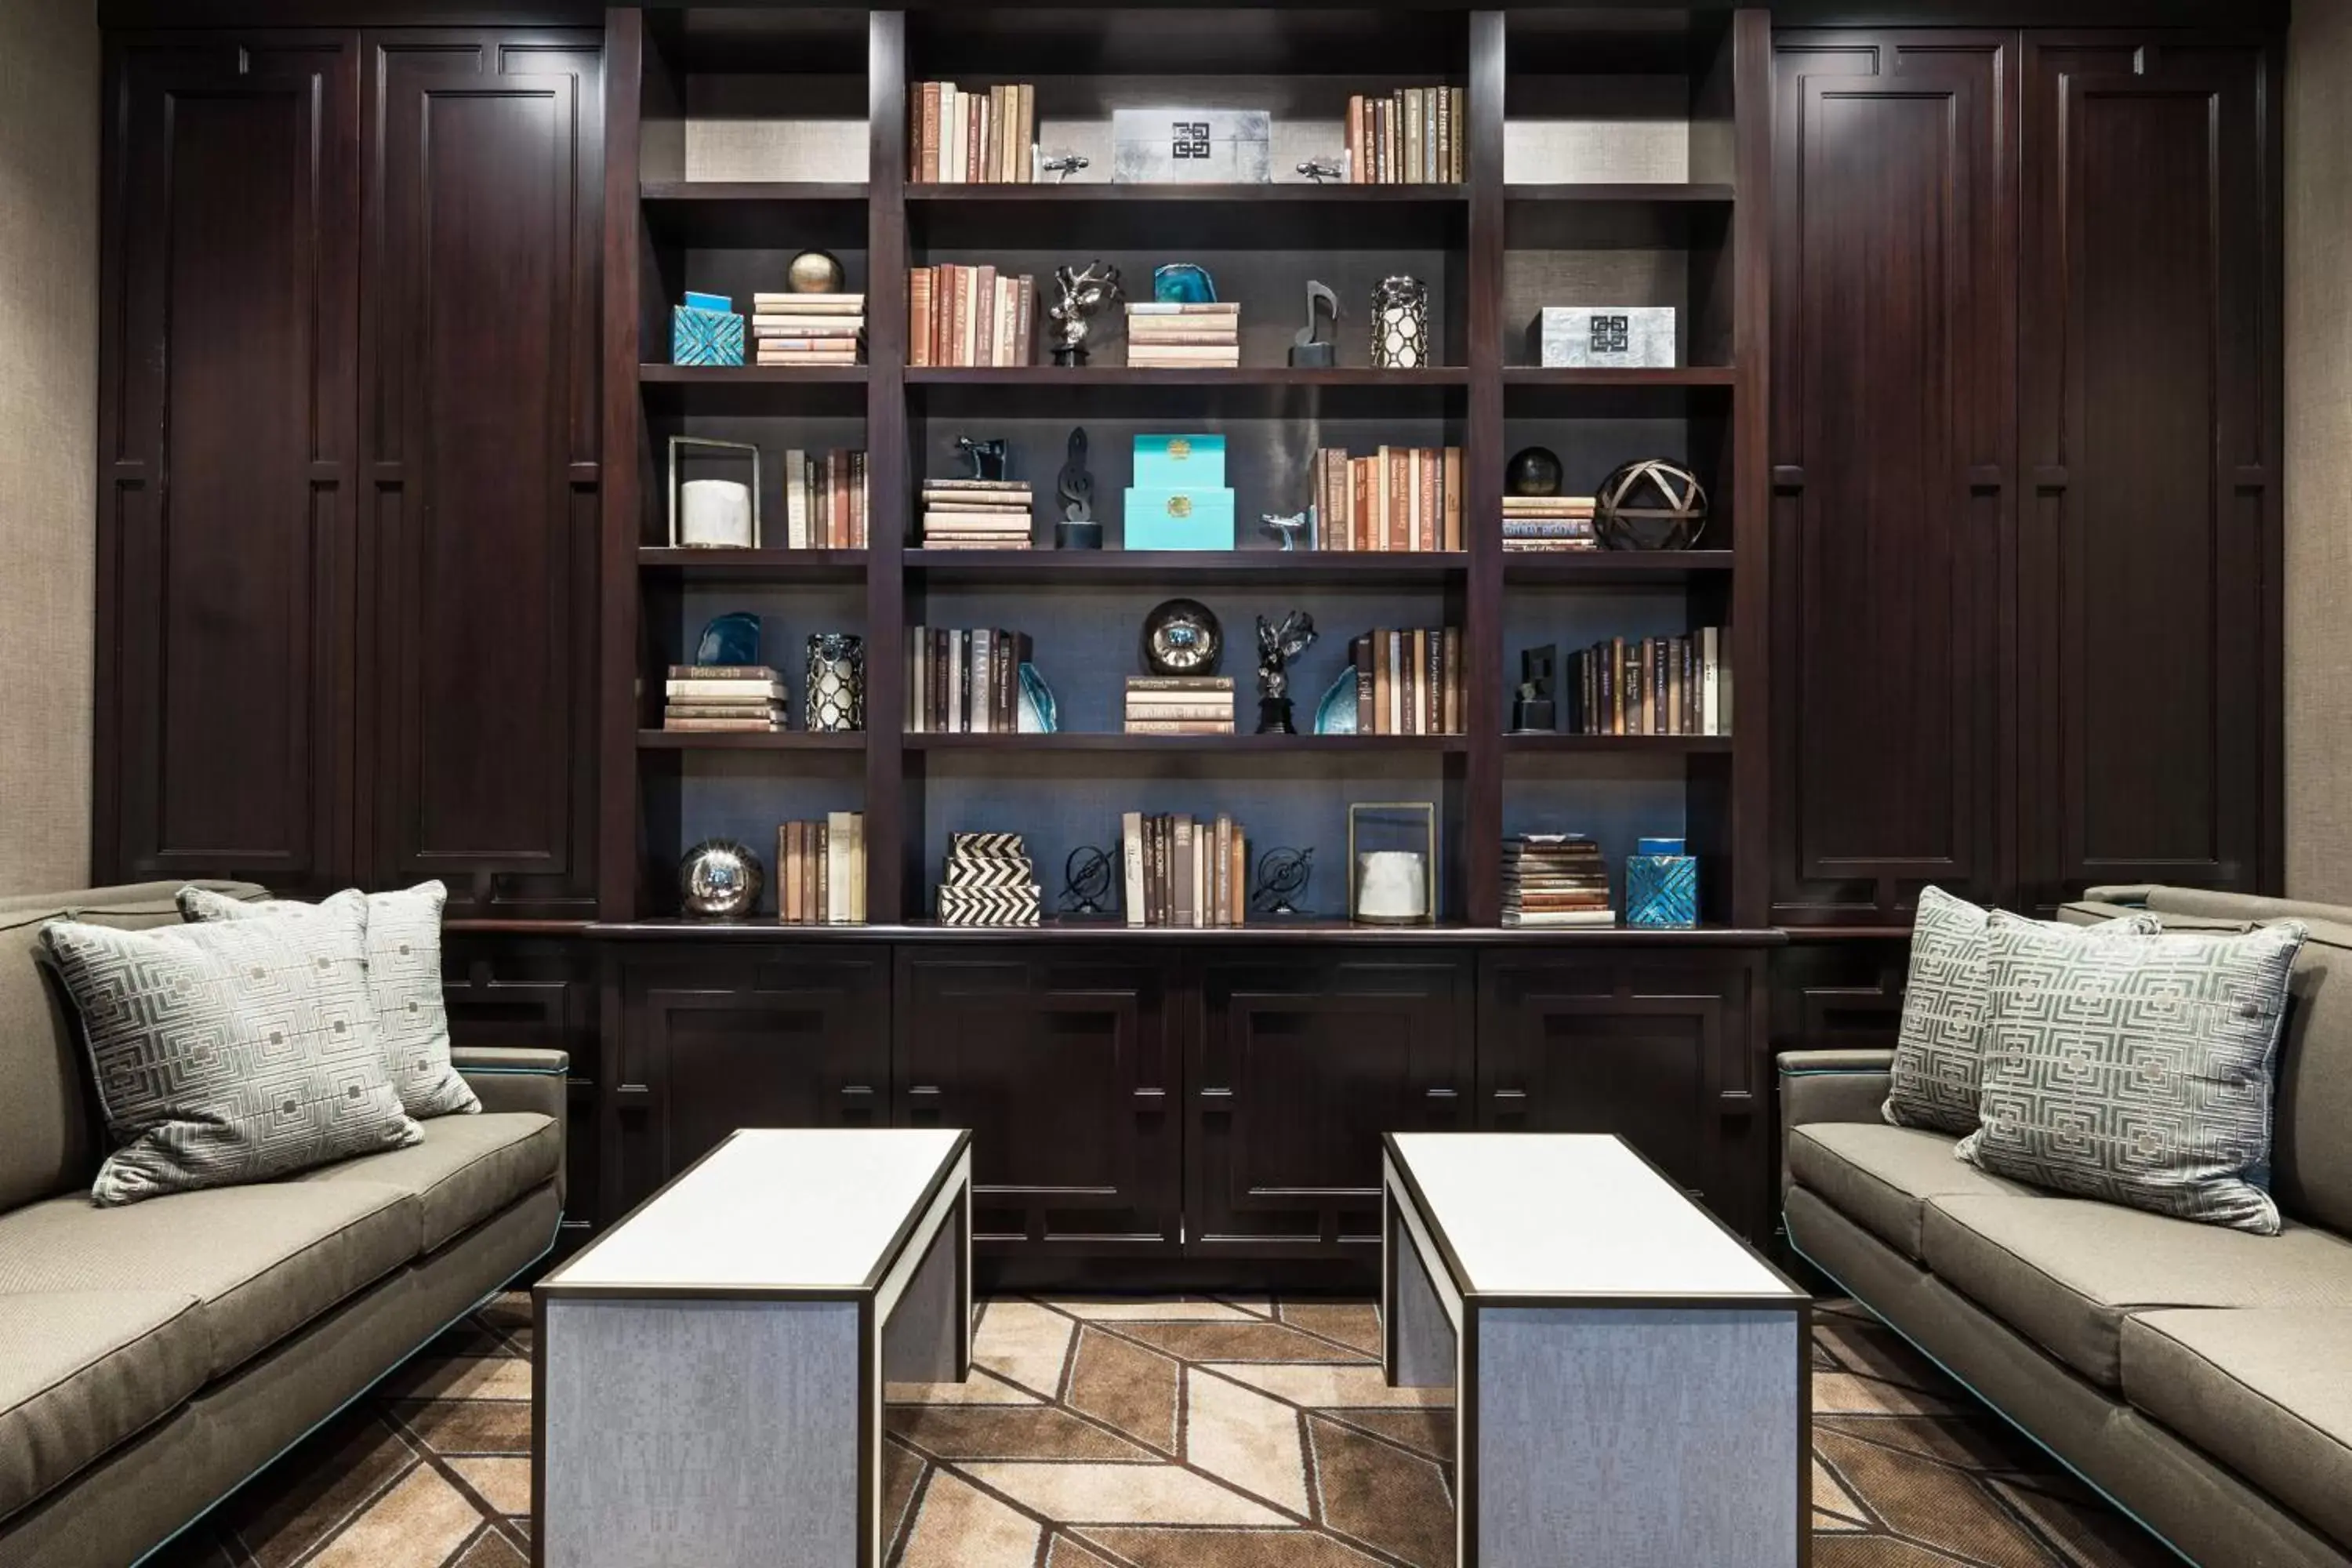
1780, 885, 2352, 1567
0, 883, 567, 1568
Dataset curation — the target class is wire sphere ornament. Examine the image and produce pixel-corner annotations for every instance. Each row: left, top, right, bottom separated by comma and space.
1062, 845, 1117, 916
1594, 458, 1709, 551
1250, 846, 1315, 917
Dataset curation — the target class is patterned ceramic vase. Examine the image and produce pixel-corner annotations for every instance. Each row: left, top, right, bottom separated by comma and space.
804, 633, 865, 732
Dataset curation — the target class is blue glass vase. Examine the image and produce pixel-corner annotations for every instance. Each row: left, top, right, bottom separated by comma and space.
1625, 837, 1698, 930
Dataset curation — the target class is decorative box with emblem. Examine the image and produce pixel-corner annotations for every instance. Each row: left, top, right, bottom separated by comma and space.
1111, 108, 1272, 183
1540, 305, 1678, 368
1124, 434, 1235, 549
936, 832, 1043, 927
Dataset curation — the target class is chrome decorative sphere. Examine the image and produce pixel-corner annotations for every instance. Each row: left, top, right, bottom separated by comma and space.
1140, 597, 1223, 677
680, 839, 763, 918
786, 249, 846, 294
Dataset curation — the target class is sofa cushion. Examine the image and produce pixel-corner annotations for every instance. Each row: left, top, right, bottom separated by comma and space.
180, 882, 481, 1121
0, 1181, 419, 1378
0, 1290, 208, 1521
1920, 1193, 2352, 1388
2269, 920, 2352, 1236
0, 882, 267, 1211
1957, 913, 2306, 1234
1785, 1123, 2042, 1261
2122, 1308, 2352, 1551
296, 1111, 558, 1251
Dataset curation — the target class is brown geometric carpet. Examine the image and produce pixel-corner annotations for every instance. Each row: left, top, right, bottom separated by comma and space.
155, 1294, 2180, 1568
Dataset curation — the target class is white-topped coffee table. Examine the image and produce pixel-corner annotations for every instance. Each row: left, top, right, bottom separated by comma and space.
1382, 1132, 1810, 1567
534, 1127, 971, 1568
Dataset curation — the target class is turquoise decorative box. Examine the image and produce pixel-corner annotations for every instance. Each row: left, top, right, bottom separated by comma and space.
1625, 836, 1698, 930
1123, 486, 1236, 550
1133, 434, 1226, 490
672, 303, 745, 367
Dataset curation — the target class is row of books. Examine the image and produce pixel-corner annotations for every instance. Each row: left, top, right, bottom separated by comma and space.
909, 82, 1037, 184
1347, 629, 1466, 735
905, 626, 1034, 733
1501, 493, 1597, 552
1310, 446, 1465, 553
1126, 301, 1238, 368
920, 477, 1033, 550
1560, 630, 1730, 736
783, 448, 870, 549
750, 292, 864, 367
1124, 676, 1235, 735
1501, 833, 1613, 927
662, 664, 786, 733
909, 266, 1040, 367
1347, 88, 1467, 184
1120, 811, 1249, 927
776, 815, 866, 925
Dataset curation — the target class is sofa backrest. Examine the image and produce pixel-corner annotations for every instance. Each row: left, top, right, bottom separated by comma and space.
0, 880, 270, 1211
2074, 884, 2352, 1236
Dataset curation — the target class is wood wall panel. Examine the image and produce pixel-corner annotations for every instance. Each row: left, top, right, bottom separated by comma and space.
359, 31, 602, 919
442, 935, 601, 1256
95, 35, 359, 891
1769, 33, 2016, 925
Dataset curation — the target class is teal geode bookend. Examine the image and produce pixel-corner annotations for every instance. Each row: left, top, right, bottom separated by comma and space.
1625, 836, 1698, 929
695, 612, 763, 667
1312, 665, 1357, 735
1152, 263, 1218, 304
1018, 662, 1058, 733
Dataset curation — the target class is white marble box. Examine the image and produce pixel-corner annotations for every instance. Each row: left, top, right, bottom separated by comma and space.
1541, 306, 1678, 368
1111, 109, 1272, 183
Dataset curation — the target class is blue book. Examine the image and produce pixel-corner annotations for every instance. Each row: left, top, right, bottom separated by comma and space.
684, 290, 733, 313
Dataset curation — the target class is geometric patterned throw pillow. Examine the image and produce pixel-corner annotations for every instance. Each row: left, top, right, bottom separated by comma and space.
179, 882, 480, 1120
40, 891, 422, 1206
1955, 912, 2307, 1234
1883, 887, 2157, 1134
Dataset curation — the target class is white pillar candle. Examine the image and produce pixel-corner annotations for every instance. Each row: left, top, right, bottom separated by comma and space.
680, 479, 754, 547
1357, 850, 1428, 921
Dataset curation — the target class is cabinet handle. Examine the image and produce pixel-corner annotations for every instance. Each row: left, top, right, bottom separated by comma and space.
1199, 1087, 1233, 1099
1966, 465, 2003, 493
1425, 1087, 1458, 1101
2031, 465, 2070, 492
840, 1084, 876, 1099
1133, 1087, 1166, 1101
908, 1084, 942, 1099
1771, 465, 1806, 492
1490, 1088, 1527, 1102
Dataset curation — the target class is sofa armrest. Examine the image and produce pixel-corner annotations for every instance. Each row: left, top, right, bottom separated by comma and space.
1777, 1049, 1893, 1196
453, 1047, 570, 1205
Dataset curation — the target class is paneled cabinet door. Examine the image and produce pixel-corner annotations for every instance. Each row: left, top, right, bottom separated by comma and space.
895, 949, 1181, 1258
441, 936, 599, 1257
1769, 33, 2017, 926
1477, 951, 1767, 1240
358, 31, 604, 920
2016, 37, 2277, 911
1190, 952, 1474, 1259
614, 949, 891, 1211
95, 34, 361, 892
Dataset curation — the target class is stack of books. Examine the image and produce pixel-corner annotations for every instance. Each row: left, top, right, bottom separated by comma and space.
920, 477, 1033, 550
784, 448, 868, 548
1124, 676, 1235, 735
1501, 833, 1615, 927
776, 814, 866, 926
1126, 303, 1239, 369
936, 832, 1041, 927
1563, 628, 1730, 736
662, 664, 786, 732
1345, 629, 1465, 735
1120, 811, 1248, 927
906, 626, 1033, 733
1346, 88, 1466, 183
909, 82, 1037, 183
1501, 494, 1599, 552
909, 266, 1038, 366
751, 292, 863, 367
1310, 446, 1464, 551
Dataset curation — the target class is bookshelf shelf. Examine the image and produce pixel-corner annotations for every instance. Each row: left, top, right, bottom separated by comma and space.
639, 364, 869, 386
639, 548, 869, 583
1501, 366, 1737, 389
907, 366, 1471, 389
583, 918, 1788, 948
637, 730, 866, 752
904, 732, 1470, 754
1501, 550, 1735, 585
906, 183, 1468, 204
1504, 182, 1735, 205
904, 549, 1468, 585
1502, 734, 1734, 755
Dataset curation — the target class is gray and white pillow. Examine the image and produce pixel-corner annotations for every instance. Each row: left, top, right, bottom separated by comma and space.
41, 891, 422, 1206
1884, 887, 2155, 1133
1956, 912, 2307, 1234
179, 882, 479, 1119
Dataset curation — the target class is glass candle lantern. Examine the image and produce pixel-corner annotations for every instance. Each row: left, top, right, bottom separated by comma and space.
1370, 275, 1429, 370
804, 633, 865, 733
1624, 836, 1699, 929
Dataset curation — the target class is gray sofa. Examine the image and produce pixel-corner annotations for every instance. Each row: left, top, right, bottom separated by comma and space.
1781, 885, 2352, 1568
0, 883, 567, 1568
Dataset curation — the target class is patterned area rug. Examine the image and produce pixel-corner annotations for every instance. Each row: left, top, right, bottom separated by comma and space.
155, 1294, 2180, 1568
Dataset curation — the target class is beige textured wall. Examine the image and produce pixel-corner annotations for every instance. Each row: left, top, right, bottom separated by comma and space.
0, 0, 100, 895
2287, 5, 2352, 903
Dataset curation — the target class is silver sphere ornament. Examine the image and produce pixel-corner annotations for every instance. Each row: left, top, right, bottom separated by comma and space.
680, 838, 764, 918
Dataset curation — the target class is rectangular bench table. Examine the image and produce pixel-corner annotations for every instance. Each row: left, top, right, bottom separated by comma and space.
534, 1127, 971, 1568
1382, 1132, 1811, 1567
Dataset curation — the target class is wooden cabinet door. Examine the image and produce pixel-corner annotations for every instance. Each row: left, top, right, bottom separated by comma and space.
358, 31, 603, 920
1478, 950, 1767, 1240
895, 949, 1181, 1258
95, 34, 360, 892
2016, 37, 2277, 910
614, 948, 891, 1210
1769, 33, 2017, 926
1190, 952, 1473, 1259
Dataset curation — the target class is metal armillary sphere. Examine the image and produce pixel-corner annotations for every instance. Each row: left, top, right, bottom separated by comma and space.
1594, 458, 1709, 551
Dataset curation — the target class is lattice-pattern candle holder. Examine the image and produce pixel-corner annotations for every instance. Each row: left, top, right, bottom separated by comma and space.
804, 633, 865, 733
1370, 275, 1429, 370
1624, 837, 1698, 930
